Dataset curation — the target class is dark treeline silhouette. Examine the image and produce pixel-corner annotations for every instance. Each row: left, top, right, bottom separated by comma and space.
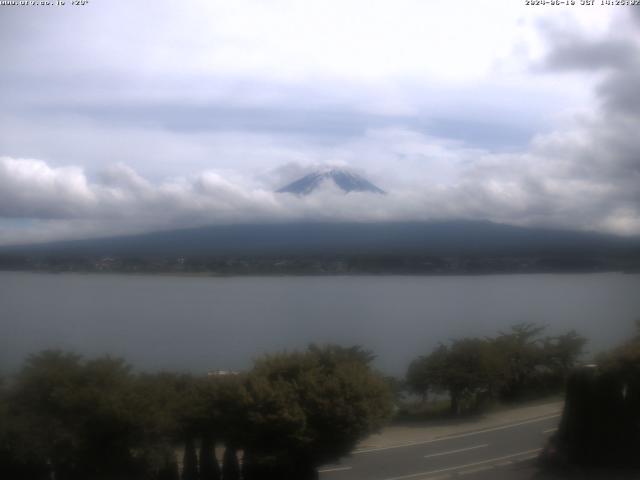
2, 252, 639, 276
542, 321, 640, 472
3, 324, 634, 479
0, 345, 392, 480
405, 323, 587, 415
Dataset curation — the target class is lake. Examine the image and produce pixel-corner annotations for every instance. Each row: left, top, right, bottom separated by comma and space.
1, 271, 639, 375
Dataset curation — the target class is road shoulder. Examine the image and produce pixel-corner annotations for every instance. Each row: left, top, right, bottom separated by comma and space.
356, 400, 563, 453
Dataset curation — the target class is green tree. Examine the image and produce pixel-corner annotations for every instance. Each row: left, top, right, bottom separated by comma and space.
549, 331, 640, 468
192, 374, 246, 480
542, 330, 587, 376
7, 351, 143, 480
494, 324, 585, 400
221, 446, 240, 480
405, 344, 449, 402
133, 372, 216, 480
241, 344, 392, 479
493, 323, 546, 400
407, 324, 587, 413
441, 338, 505, 414
0, 372, 50, 480
198, 433, 220, 480
181, 436, 198, 480
406, 356, 430, 401
154, 446, 180, 480
406, 339, 505, 415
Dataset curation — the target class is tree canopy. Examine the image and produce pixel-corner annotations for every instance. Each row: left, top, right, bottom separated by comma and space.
0, 345, 392, 480
1, 351, 143, 480
241, 344, 392, 479
545, 321, 640, 469
406, 324, 587, 415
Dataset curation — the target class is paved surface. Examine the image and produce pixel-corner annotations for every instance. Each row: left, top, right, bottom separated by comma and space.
357, 401, 563, 452
319, 402, 563, 480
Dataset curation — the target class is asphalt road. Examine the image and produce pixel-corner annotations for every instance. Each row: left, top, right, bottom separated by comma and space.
319, 414, 560, 480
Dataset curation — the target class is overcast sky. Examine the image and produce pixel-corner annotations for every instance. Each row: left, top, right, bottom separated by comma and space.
1, 1, 639, 244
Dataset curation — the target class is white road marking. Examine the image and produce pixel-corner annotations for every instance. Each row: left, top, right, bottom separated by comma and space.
382, 448, 542, 480
514, 453, 539, 462
318, 465, 353, 473
458, 465, 493, 475
355, 414, 560, 454
423, 444, 488, 459
542, 427, 557, 434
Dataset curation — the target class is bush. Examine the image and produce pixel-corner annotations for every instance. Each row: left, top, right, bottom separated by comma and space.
544, 323, 640, 468
241, 345, 393, 479
406, 324, 587, 415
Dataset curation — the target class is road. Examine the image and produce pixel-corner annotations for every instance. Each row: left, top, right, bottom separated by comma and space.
319, 414, 560, 480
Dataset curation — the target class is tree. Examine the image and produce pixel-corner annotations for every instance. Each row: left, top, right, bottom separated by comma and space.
405, 344, 449, 402
155, 446, 180, 480
541, 330, 587, 377
407, 324, 587, 413
133, 372, 215, 480
181, 436, 198, 480
541, 323, 637, 469
547, 339, 640, 468
406, 339, 505, 415
440, 338, 505, 414
221, 446, 240, 480
493, 323, 547, 400
7, 351, 143, 480
0, 372, 50, 480
1, 345, 392, 480
199, 433, 220, 480
406, 356, 430, 401
191, 374, 247, 480
493, 324, 585, 400
241, 344, 392, 479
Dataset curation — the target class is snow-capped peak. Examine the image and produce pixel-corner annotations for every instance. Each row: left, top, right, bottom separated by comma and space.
276, 168, 385, 195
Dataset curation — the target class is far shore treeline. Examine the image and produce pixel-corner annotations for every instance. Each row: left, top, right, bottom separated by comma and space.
2, 220, 640, 276
1, 323, 639, 479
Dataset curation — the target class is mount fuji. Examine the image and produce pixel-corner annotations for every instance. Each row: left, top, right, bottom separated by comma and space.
277, 168, 385, 195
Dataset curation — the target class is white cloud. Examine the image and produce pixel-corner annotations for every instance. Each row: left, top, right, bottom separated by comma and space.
0, 0, 548, 83
2, 108, 640, 247
1, 2, 639, 243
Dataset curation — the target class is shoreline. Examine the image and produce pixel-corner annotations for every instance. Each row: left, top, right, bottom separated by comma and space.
1, 267, 637, 279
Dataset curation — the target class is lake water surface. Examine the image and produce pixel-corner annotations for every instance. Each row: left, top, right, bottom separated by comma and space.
1, 272, 639, 375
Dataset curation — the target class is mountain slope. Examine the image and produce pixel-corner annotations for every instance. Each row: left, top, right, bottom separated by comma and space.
3, 221, 638, 258
277, 169, 385, 195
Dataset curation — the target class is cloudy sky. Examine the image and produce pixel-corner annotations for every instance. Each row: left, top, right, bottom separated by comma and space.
1, 1, 639, 244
